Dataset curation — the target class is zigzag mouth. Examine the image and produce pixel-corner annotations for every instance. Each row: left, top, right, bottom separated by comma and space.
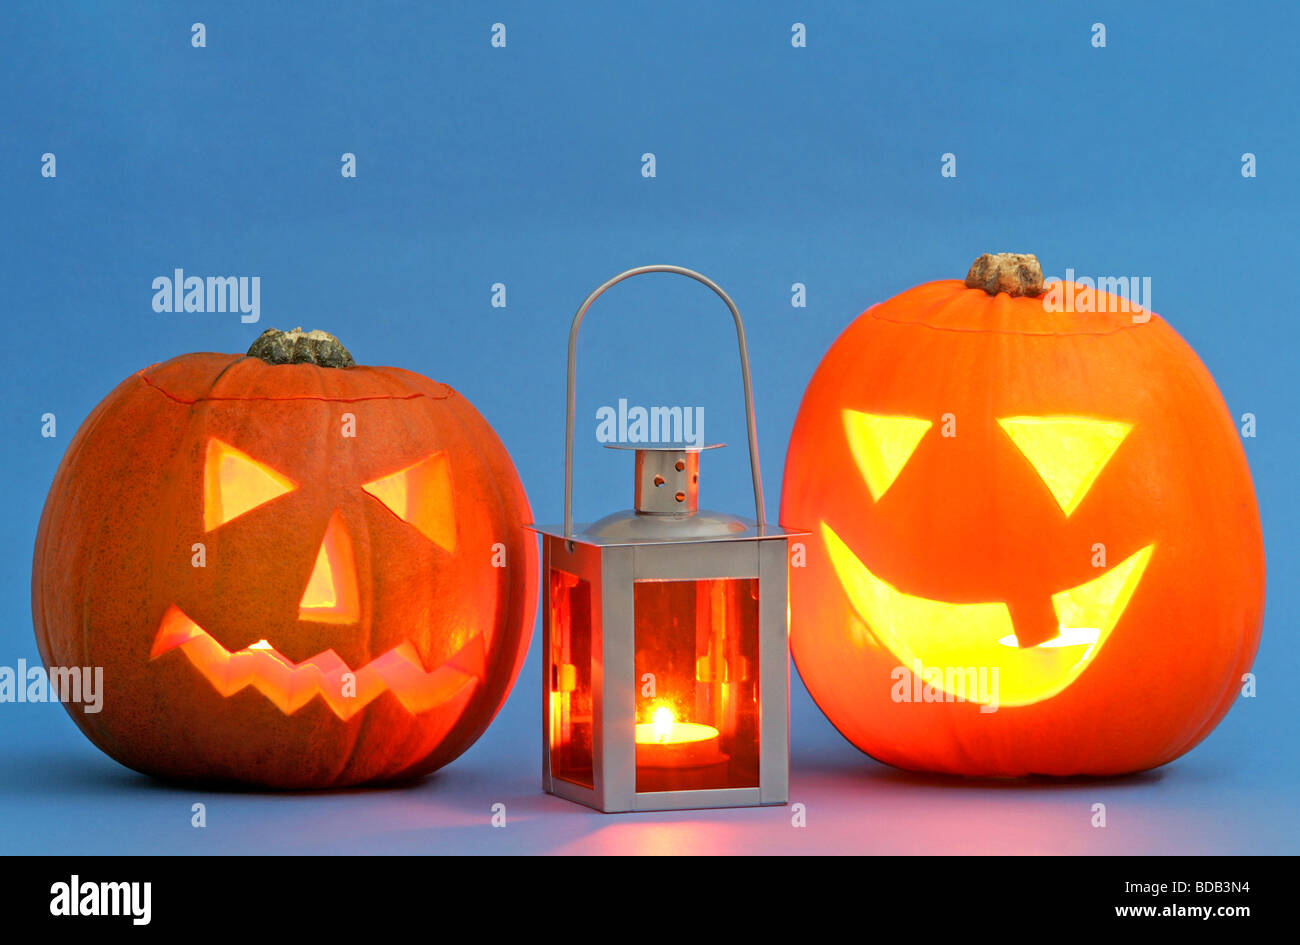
150, 604, 482, 720
820, 523, 1155, 707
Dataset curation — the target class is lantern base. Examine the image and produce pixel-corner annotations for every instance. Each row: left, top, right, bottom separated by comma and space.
544, 777, 786, 813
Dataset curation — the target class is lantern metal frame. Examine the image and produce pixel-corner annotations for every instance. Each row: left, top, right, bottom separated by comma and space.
531, 265, 802, 813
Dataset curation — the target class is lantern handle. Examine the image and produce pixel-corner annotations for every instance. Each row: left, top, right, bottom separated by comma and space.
564, 265, 766, 538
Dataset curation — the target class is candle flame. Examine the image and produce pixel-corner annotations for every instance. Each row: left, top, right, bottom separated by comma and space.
652, 706, 675, 743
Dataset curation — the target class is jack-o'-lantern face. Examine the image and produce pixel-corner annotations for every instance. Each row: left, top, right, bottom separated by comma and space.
781, 258, 1265, 777
821, 410, 1153, 707
33, 331, 539, 788
150, 438, 484, 720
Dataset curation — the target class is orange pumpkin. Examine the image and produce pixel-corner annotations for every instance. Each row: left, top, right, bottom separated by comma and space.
33, 328, 538, 788
781, 255, 1265, 776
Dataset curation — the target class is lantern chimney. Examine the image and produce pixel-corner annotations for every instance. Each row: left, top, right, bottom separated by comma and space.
633, 446, 700, 515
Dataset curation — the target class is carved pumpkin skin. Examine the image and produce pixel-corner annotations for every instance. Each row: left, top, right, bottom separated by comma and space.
33, 351, 538, 788
781, 280, 1265, 776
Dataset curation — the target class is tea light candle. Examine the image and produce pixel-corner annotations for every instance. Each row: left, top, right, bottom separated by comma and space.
634, 706, 722, 768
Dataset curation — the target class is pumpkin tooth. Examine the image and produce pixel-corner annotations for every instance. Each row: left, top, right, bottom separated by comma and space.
150, 604, 206, 658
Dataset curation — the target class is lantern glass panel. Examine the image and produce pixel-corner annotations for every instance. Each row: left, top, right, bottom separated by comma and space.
549, 568, 594, 788
633, 578, 760, 793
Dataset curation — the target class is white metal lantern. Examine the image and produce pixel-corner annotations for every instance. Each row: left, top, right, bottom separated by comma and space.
531, 265, 800, 812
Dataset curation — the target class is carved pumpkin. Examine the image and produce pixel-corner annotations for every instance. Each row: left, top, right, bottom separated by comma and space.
33, 328, 538, 788
781, 255, 1265, 776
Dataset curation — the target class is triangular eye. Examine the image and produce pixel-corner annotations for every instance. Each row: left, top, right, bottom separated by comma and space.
842, 410, 932, 501
204, 439, 297, 530
362, 451, 456, 552
998, 416, 1132, 516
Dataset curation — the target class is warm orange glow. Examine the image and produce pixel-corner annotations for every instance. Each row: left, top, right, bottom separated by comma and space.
997, 416, 1132, 516
298, 509, 360, 623
363, 451, 456, 551
150, 604, 482, 720
204, 438, 297, 530
554, 663, 577, 692
821, 521, 1155, 707
634, 707, 722, 768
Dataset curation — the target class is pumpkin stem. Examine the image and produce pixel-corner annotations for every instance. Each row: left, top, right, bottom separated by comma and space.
247, 327, 356, 368
964, 253, 1044, 298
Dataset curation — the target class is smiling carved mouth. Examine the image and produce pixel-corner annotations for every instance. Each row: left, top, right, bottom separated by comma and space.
150, 604, 482, 720
820, 523, 1155, 707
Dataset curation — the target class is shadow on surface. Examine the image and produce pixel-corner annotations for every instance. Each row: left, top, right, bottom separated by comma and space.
0, 746, 444, 798
795, 754, 1168, 792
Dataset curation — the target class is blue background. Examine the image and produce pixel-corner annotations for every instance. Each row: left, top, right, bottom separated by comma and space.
1, 1, 1295, 853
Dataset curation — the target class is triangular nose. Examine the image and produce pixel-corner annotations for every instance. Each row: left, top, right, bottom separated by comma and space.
299, 509, 360, 623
